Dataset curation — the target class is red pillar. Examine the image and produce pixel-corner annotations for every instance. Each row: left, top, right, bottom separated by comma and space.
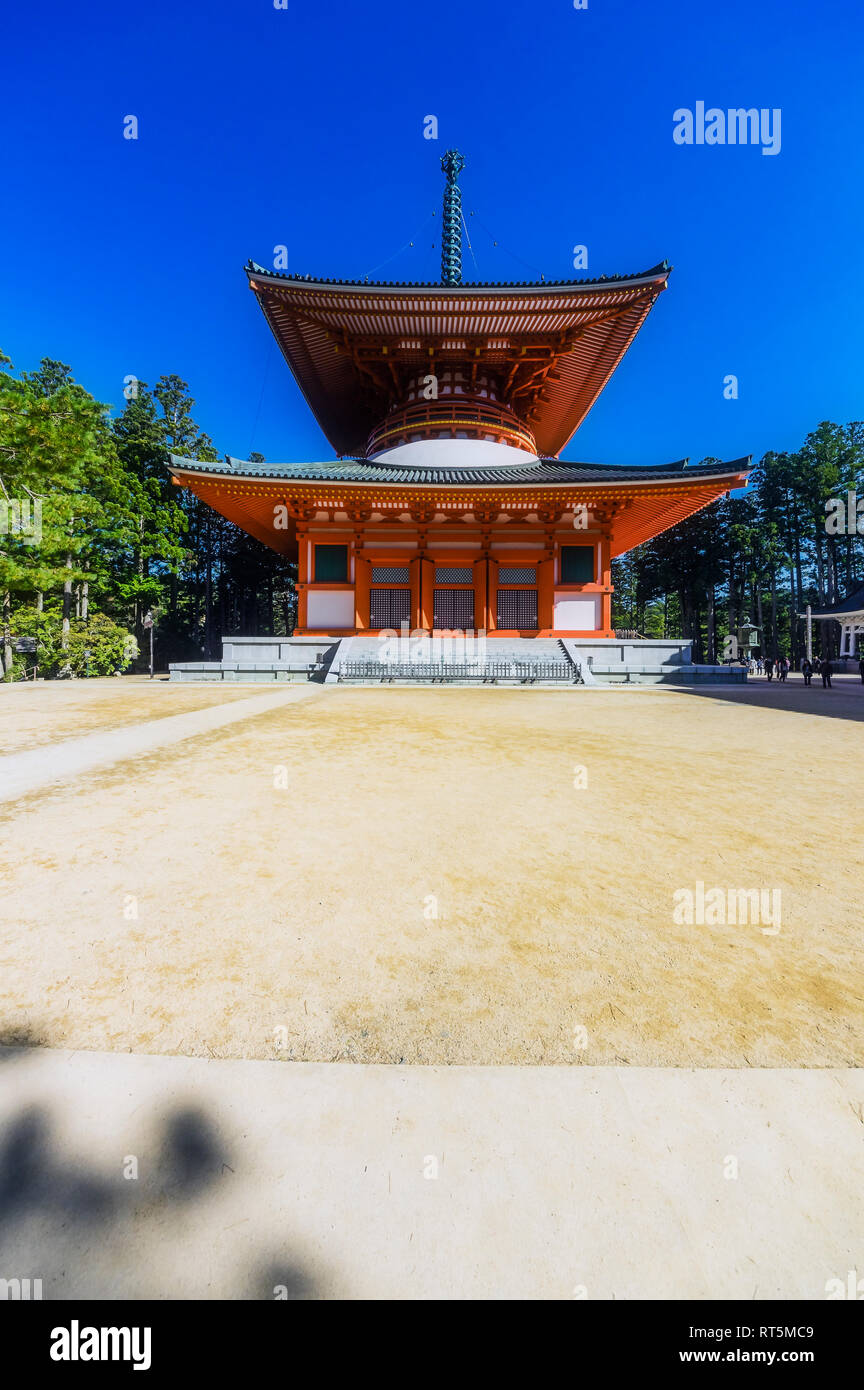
355, 555, 370, 631
473, 558, 488, 634
486, 558, 499, 631
296, 525, 308, 632
419, 559, 434, 630
538, 557, 554, 633
600, 533, 613, 636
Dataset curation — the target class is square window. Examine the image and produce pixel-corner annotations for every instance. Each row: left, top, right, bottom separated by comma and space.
560, 545, 595, 584
314, 545, 348, 582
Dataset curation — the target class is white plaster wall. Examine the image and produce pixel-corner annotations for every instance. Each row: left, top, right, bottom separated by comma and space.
307, 590, 355, 628
553, 594, 600, 630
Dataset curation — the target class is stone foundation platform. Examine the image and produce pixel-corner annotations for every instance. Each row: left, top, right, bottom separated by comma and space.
170, 635, 748, 685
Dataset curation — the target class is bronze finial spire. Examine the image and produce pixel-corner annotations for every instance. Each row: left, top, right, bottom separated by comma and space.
440, 150, 466, 285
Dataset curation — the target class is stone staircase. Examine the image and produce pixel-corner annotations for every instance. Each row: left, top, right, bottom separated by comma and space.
335, 635, 581, 685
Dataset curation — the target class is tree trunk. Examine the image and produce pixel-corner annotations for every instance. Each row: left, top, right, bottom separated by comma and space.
769, 568, 779, 660
815, 533, 826, 605
204, 511, 213, 656
828, 536, 840, 604
62, 552, 73, 650
2, 589, 12, 678
792, 519, 804, 614
135, 515, 144, 638
756, 584, 764, 656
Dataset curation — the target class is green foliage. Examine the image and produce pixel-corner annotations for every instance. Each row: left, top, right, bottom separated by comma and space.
10, 609, 137, 677
62, 613, 139, 676
6, 342, 859, 676
614, 426, 864, 661
1, 349, 295, 678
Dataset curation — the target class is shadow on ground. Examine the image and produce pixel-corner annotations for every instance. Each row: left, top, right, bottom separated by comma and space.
0, 1036, 326, 1300
676, 674, 864, 723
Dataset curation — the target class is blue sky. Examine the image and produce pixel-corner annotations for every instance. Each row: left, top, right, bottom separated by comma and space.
2, 0, 862, 468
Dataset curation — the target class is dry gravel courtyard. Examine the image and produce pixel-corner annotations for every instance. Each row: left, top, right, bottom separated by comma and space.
1, 676, 862, 1068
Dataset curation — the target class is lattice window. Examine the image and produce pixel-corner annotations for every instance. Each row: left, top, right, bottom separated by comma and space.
371, 566, 410, 583
434, 566, 473, 583
433, 589, 475, 629
497, 589, 538, 629
498, 566, 537, 583
369, 589, 411, 628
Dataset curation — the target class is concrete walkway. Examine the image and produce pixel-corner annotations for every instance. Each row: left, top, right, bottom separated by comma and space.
0, 1046, 861, 1300
0, 686, 322, 803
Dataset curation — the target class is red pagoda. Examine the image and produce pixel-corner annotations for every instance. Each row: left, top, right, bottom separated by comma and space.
170, 152, 749, 642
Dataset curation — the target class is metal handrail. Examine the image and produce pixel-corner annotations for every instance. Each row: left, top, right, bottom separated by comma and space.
339, 659, 578, 684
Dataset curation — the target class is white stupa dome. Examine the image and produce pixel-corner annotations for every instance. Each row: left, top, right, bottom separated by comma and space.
369, 438, 539, 469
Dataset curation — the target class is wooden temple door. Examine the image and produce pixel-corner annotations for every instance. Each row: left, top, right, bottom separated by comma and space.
431, 564, 476, 632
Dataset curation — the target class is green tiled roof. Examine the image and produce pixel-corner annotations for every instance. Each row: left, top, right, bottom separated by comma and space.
171, 454, 751, 487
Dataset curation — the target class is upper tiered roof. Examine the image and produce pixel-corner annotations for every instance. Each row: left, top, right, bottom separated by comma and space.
244, 150, 673, 458
245, 261, 671, 458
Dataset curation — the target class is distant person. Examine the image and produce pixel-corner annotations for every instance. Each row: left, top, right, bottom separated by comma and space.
859, 653, 864, 684
749, 656, 757, 675
756, 657, 763, 673
778, 657, 788, 682
801, 657, 813, 686
821, 656, 833, 689
765, 658, 774, 681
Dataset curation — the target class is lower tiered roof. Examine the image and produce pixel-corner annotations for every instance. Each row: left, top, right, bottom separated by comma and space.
171, 454, 749, 488
169, 453, 751, 561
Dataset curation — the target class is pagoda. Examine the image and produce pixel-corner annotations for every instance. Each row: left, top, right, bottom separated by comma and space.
170, 152, 750, 642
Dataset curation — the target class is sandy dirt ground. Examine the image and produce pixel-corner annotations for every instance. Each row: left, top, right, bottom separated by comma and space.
1, 678, 862, 1067
2, 676, 258, 753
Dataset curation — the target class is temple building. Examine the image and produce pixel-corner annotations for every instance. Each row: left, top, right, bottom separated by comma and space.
808, 582, 864, 661
169, 152, 750, 678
